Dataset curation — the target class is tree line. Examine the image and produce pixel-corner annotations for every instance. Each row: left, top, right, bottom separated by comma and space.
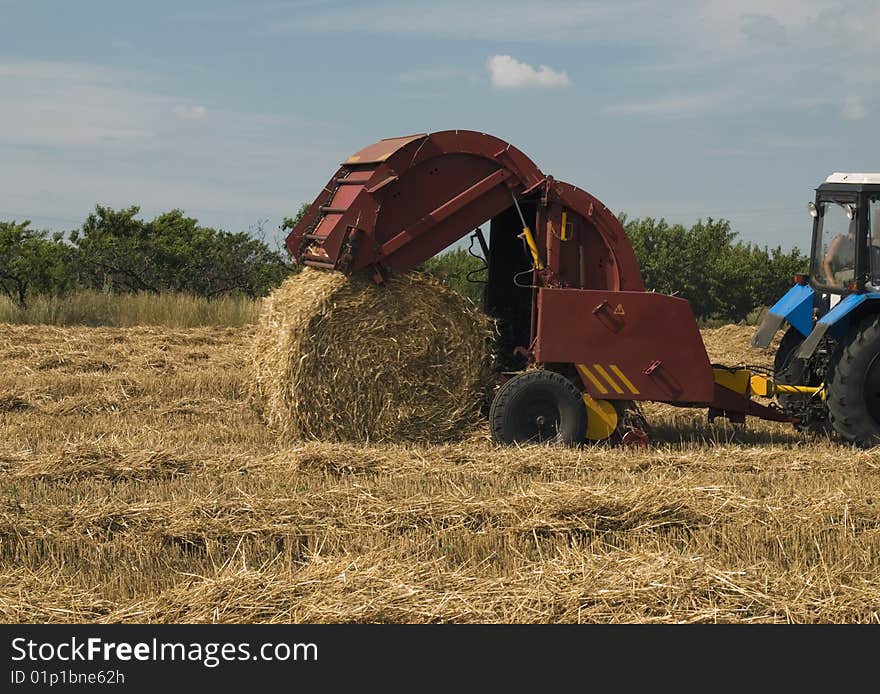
0, 205, 806, 322
621, 215, 806, 322
0, 205, 300, 309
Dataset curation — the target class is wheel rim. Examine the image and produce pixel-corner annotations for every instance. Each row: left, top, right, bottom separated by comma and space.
864, 353, 880, 424
513, 395, 560, 442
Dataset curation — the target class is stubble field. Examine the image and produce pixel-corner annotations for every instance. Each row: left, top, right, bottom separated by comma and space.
1, 322, 879, 623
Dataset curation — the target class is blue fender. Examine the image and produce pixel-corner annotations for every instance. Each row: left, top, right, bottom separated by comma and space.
797, 291, 880, 359
752, 283, 816, 348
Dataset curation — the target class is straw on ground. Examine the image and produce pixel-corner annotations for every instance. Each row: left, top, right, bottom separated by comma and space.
0, 322, 877, 623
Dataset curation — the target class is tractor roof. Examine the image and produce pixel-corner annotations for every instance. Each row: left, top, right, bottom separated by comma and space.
818, 173, 880, 195
825, 172, 880, 184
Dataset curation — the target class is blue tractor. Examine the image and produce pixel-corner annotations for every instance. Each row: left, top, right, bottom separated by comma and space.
754, 173, 880, 446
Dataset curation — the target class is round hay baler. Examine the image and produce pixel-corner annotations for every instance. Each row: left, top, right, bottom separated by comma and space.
281, 130, 815, 445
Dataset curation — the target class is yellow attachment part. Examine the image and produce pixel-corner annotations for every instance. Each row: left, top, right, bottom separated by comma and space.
582, 393, 618, 441
560, 210, 569, 241
748, 374, 773, 397
713, 368, 824, 399
712, 368, 751, 395
518, 226, 545, 271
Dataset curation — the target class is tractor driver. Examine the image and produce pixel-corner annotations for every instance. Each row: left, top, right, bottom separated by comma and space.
823, 225, 856, 289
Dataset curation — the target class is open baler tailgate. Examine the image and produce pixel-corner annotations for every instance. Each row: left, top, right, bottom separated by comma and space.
287, 131, 552, 276
288, 134, 424, 271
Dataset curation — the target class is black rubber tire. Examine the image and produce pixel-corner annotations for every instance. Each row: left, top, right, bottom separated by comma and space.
489, 370, 587, 446
826, 314, 880, 447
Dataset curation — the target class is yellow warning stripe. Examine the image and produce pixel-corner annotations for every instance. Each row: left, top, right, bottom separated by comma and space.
577, 363, 640, 396
609, 364, 640, 395
592, 364, 625, 394
576, 364, 608, 394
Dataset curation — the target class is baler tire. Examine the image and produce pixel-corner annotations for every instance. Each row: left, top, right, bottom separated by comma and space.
826, 314, 880, 447
489, 370, 587, 446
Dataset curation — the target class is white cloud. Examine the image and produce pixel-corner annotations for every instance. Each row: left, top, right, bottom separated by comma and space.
486, 55, 569, 89
173, 104, 208, 120
841, 95, 866, 120
603, 90, 731, 117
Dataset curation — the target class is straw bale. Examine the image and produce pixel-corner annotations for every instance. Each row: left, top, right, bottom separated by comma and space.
249, 269, 496, 443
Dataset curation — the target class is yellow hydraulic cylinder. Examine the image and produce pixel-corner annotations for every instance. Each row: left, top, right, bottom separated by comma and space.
518, 226, 545, 271
748, 374, 824, 399
510, 191, 545, 271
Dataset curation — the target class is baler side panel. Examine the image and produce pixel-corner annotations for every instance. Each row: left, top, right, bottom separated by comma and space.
535, 288, 714, 403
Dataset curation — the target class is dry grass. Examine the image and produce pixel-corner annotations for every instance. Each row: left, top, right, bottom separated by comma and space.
1, 321, 879, 623
0, 290, 259, 327
249, 269, 496, 443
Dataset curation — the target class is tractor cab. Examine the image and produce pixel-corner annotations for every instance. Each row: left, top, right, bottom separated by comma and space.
754, 172, 880, 351
752, 173, 880, 445
809, 173, 880, 296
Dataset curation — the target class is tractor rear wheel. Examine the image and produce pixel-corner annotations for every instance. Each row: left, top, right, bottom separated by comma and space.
489, 370, 587, 445
826, 314, 880, 446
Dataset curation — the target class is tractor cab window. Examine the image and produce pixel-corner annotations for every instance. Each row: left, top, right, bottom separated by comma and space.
870, 197, 880, 287
812, 201, 857, 291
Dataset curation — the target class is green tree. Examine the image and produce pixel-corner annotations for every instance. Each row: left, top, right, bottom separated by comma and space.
0, 221, 71, 308
621, 214, 808, 321
70, 206, 293, 297
281, 202, 312, 234
420, 247, 486, 304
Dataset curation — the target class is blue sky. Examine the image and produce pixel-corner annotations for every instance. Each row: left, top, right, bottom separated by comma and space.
0, 0, 877, 251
